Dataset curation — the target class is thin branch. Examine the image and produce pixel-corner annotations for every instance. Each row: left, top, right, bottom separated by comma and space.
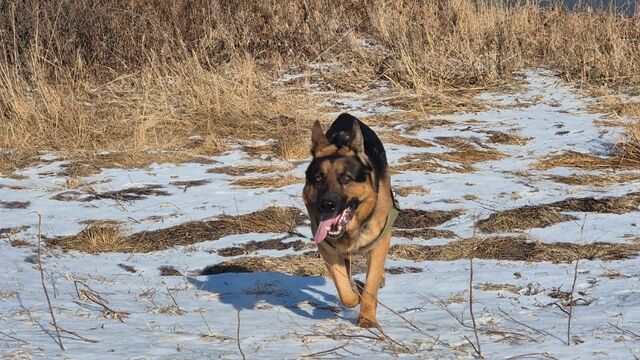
302, 344, 349, 358
166, 287, 185, 315
468, 220, 483, 358
567, 216, 586, 345
0, 330, 29, 344
236, 309, 246, 360
49, 323, 99, 343
608, 322, 640, 339
35, 213, 65, 351
498, 308, 562, 343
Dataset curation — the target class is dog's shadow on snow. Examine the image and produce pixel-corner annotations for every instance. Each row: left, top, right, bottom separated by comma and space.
188, 268, 343, 320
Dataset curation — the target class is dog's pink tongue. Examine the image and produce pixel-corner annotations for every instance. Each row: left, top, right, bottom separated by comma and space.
314, 215, 340, 244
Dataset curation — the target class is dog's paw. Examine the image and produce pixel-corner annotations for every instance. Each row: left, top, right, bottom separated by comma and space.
356, 316, 381, 329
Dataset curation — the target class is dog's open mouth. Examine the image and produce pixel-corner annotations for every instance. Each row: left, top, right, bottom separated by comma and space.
314, 206, 354, 244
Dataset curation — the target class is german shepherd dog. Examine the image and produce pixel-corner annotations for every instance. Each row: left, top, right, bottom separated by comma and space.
303, 113, 398, 328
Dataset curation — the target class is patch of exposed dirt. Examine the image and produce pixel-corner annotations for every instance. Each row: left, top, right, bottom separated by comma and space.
82, 185, 169, 202
395, 209, 463, 229
476, 282, 522, 293
159, 266, 183, 276
51, 191, 82, 202
478, 193, 640, 233
217, 237, 314, 257
0, 200, 30, 209
49, 207, 307, 253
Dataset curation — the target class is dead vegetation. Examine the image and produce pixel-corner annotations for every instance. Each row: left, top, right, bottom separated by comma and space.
394, 185, 430, 197
218, 238, 314, 257
546, 173, 640, 186
395, 209, 463, 229
230, 175, 303, 189
478, 193, 640, 233
394, 137, 506, 173
2, 1, 640, 172
200, 236, 639, 276
207, 164, 291, 176
0, 200, 29, 209
485, 131, 529, 145
533, 151, 640, 170
49, 207, 307, 253
389, 236, 639, 263
379, 132, 433, 148
81, 185, 169, 202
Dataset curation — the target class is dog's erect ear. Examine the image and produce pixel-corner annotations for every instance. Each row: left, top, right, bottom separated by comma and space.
311, 120, 329, 156
349, 121, 365, 155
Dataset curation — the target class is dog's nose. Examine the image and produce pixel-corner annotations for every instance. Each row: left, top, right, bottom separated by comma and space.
318, 199, 337, 214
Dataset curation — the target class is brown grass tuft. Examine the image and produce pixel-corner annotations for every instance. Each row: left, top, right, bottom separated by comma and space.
389, 236, 639, 263
49, 207, 307, 253
230, 175, 303, 189
394, 185, 430, 197
533, 151, 640, 170
547, 173, 640, 186
485, 131, 529, 145
478, 193, 640, 233
395, 209, 463, 229
379, 132, 433, 148
207, 164, 291, 176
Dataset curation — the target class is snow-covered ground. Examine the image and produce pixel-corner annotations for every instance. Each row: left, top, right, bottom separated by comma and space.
1, 70, 639, 359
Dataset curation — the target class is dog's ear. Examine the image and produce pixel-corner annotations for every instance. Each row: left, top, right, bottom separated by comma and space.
349, 121, 364, 153
311, 120, 329, 156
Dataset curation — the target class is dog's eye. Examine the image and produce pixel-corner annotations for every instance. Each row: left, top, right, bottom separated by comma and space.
314, 174, 323, 183
341, 174, 354, 184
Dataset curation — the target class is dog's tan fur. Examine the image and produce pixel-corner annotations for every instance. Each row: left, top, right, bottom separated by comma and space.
303, 120, 394, 328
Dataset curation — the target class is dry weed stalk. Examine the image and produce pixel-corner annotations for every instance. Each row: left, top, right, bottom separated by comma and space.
566, 216, 586, 345
467, 221, 483, 358
34, 213, 65, 351
73, 280, 129, 322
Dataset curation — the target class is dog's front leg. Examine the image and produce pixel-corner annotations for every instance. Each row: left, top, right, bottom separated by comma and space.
357, 231, 392, 328
319, 246, 360, 308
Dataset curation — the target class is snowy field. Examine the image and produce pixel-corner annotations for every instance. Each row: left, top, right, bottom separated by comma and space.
1, 70, 639, 359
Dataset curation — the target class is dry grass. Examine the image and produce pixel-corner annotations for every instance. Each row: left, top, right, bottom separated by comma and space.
207, 164, 291, 176
199, 236, 639, 276
230, 175, 303, 189
533, 151, 640, 170
49, 207, 307, 253
547, 173, 640, 186
2, 1, 640, 172
395, 209, 463, 229
379, 132, 433, 148
485, 131, 529, 145
389, 236, 639, 263
478, 192, 640, 233
394, 185, 430, 197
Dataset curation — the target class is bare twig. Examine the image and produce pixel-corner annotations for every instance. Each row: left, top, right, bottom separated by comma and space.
236, 309, 246, 360
34, 213, 65, 351
0, 330, 29, 344
302, 344, 349, 358
73, 280, 128, 321
498, 308, 562, 343
504, 353, 560, 360
468, 220, 483, 358
608, 322, 640, 339
567, 216, 586, 345
49, 323, 99, 343
166, 287, 185, 315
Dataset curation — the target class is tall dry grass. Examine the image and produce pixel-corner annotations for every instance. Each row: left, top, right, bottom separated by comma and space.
1, 0, 639, 171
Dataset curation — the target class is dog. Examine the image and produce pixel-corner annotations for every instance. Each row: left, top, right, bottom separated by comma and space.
303, 113, 398, 328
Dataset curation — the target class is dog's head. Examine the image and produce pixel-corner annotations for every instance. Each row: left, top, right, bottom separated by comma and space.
303, 120, 378, 244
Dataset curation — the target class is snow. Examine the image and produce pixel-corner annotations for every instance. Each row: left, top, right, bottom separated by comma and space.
1, 70, 639, 359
